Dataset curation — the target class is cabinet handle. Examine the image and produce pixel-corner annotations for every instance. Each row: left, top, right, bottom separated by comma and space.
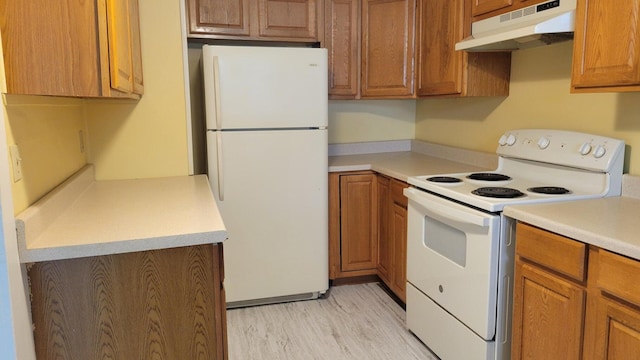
404, 187, 491, 227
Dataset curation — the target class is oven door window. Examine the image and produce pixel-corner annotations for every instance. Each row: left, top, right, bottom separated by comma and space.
425, 217, 466, 267
405, 187, 501, 341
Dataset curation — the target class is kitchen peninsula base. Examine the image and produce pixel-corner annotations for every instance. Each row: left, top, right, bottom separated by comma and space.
28, 244, 227, 360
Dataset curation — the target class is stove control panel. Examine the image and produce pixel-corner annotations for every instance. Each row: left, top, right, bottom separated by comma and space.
496, 129, 625, 172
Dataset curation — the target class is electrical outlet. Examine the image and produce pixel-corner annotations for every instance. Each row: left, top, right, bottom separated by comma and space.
9, 144, 22, 182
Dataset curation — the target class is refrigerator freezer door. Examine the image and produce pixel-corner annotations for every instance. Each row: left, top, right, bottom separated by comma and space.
203, 46, 328, 130
207, 129, 328, 303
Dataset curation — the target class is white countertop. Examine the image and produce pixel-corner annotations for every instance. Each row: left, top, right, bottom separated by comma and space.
329, 140, 498, 181
504, 175, 640, 261
16, 165, 227, 263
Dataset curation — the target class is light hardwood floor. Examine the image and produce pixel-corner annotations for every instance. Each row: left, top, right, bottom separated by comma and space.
227, 283, 439, 359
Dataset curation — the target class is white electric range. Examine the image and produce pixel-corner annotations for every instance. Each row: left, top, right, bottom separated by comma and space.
403, 129, 625, 360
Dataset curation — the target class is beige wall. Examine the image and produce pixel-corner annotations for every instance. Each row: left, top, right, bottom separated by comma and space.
415, 41, 640, 174
1, 0, 190, 214
329, 100, 415, 144
84, 0, 190, 180
3, 95, 87, 214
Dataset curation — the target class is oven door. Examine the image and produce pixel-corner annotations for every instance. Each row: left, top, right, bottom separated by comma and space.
404, 187, 501, 340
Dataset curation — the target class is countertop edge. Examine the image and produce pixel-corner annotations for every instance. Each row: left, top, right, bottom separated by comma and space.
17, 167, 228, 263
20, 231, 227, 263
504, 201, 640, 261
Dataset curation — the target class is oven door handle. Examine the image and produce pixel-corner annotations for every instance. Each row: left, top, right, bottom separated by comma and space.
404, 187, 491, 227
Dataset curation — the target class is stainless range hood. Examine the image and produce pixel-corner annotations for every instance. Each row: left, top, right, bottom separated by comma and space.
455, 0, 576, 52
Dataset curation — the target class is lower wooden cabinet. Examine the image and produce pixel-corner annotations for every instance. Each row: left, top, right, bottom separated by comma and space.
328, 171, 407, 302
28, 244, 227, 360
377, 175, 408, 302
329, 171, 379, 278
513, 222, 640, 360
585, 247, 640, 360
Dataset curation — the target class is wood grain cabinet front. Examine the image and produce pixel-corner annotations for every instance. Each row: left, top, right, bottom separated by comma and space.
28, 244, 228, 360
571, 0, 640, 92
470, 0, 546, 20
329, 171, 379, 279
376, 176, 408, 302
416, 0, 511, 97
186, 0, 322, 42
325, 0, 416, 99
0, 0, 143, 98
513, 222, 640, 360
512, 223, 586, 360
584, 248, 640, 359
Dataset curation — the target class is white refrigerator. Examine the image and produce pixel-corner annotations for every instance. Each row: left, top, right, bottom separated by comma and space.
202, 45, 328, 307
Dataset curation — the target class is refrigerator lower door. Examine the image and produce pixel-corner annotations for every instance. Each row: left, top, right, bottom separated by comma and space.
207, 129, 328, 305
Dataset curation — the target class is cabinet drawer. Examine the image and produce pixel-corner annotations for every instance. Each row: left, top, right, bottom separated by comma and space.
598, 249, 640, 308
516, 222, 587, 282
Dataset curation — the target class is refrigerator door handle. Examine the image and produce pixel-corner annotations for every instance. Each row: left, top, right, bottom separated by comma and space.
216, 131, 225, 201
212, 56, 223, 130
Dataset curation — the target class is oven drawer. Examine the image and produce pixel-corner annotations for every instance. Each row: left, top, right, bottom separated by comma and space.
407, 283, 496, 360
516, 222, 587, 282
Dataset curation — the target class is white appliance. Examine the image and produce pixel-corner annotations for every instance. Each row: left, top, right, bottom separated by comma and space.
202, 45, 329, 307
455, 0, 576, 51
404, 129, 625, 360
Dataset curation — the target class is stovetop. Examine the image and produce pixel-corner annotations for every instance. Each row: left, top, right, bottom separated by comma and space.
407, 129, 626, 212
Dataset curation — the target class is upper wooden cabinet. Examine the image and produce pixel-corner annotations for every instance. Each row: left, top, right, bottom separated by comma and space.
187, 0, 322, 42
361, 0, 416, 98
326, 0, 510, 99
325, 0, 360, 97
571, 0, 640, 92
416, 0, 510, 97
325, 0, 416, 99
471, 0, 546, 20
0, 0, 143, 99
471, 0, 512, 17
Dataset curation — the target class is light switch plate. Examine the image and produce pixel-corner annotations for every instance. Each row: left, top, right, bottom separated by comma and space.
9, 144, 22, 182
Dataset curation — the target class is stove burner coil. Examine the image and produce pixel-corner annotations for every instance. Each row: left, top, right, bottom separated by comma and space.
467, 173, 512, 181
527, 186, 571, 195
472, 187, 525, 198
427, 176, 462, 183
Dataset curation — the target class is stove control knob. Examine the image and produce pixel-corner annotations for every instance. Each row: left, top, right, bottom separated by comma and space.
506, 134, 517, 146
537, 137, 550, 149
579, 142, 592, 155
498, 135, 508, 146
593, 145, 607, 158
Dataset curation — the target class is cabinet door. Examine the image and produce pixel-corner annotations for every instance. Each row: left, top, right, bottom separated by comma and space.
340, 173, 378, 272
589, 297, 640, 359
417, 0, 464, 96
0, 1, 103, 97
186, 0, 251, 37
106, 0, 134, 94
389, 179, 407, 302
511, 260, 585, 360
377, 175, 391, 284
471, 0, 511, 16
257, 0, 318, 40
325, 0, 360, 98
361, 0, 416, 98
572, 0, 640, 91
129, 0, 144, 95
